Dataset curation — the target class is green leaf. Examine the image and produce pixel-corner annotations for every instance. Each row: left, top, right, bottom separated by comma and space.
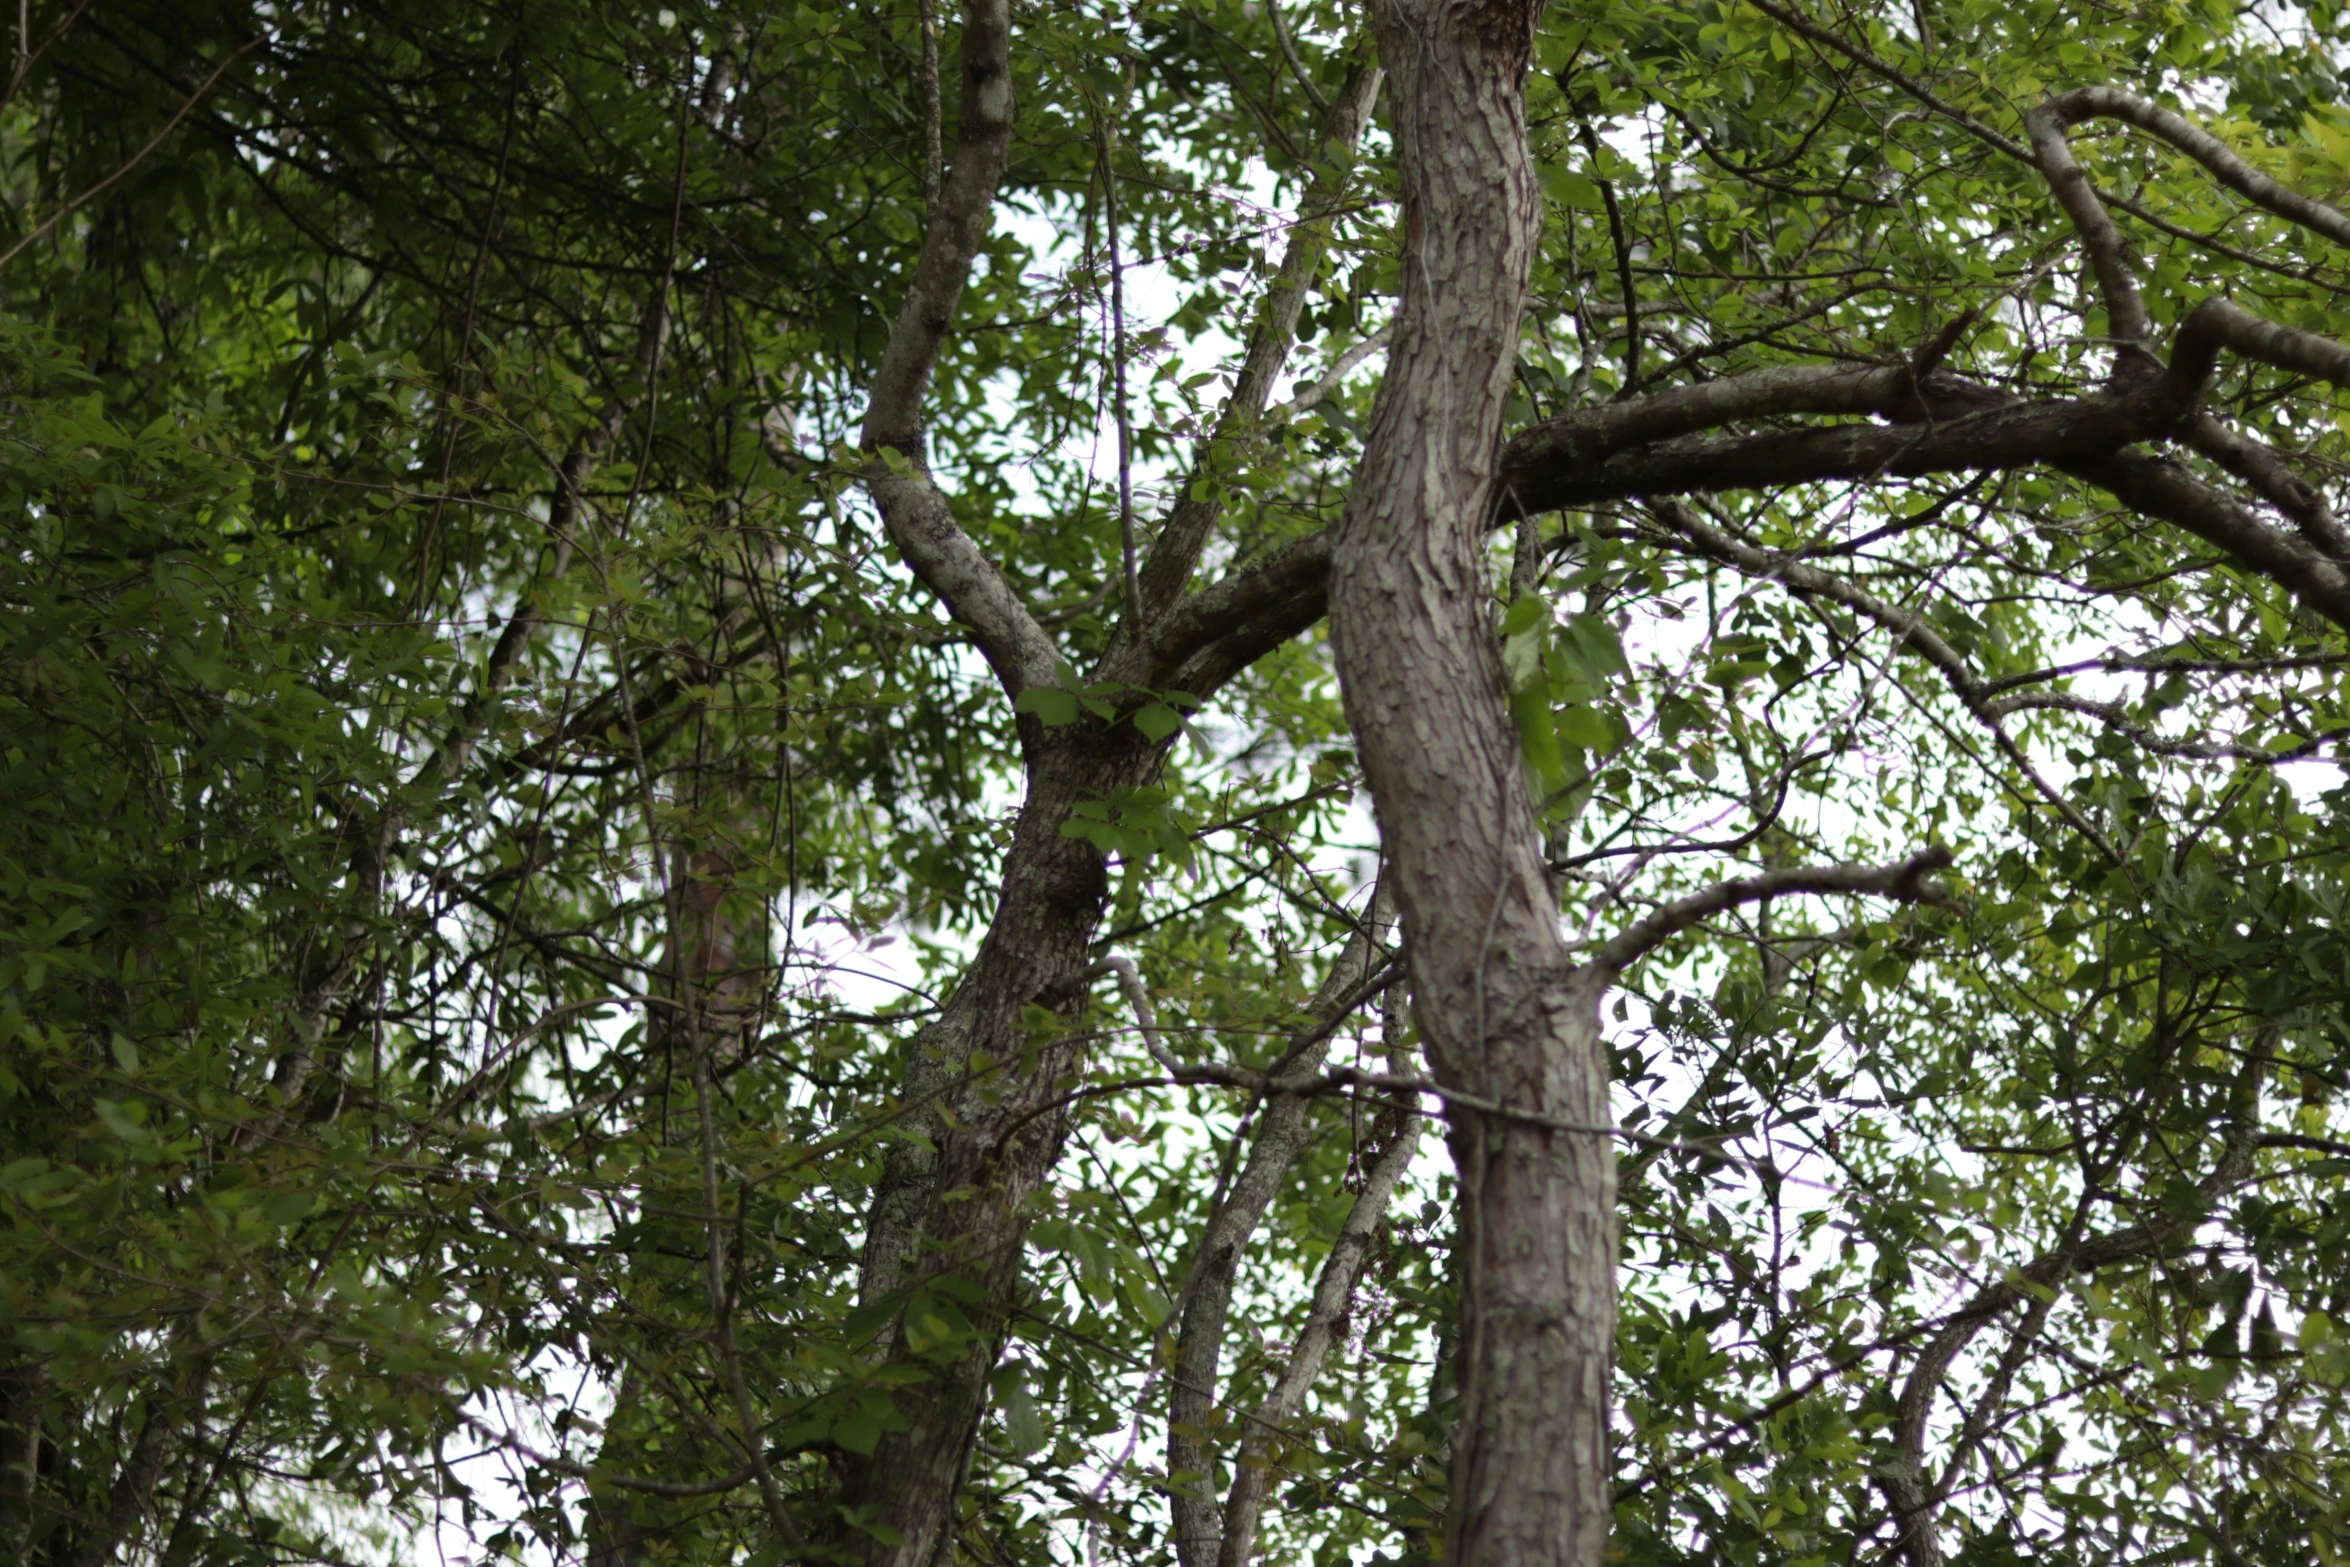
1543, 166, 1607, 210
263, 1189, 318, 1227
1016, 686, 1081, 725
1133, 702, 1183, 741
1002, 1380, 1046, 1455
833, 1402, 885, 1456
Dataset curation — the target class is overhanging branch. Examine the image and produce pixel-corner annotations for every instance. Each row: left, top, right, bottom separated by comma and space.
1585, 847, 1954, 977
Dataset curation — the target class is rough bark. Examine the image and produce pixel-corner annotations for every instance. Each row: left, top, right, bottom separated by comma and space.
1324, 5, 1617, 1566
836, 7, 1399, 1560
817, 15, 2350, 1565
833, 725, 1162, 1566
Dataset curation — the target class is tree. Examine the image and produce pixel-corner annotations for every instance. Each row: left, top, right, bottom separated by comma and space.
4, 1, 2350, 1565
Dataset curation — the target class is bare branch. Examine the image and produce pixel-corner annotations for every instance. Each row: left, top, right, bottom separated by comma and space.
1154, 284, 2350, 703
1876, 1052, 2264, 1567
1128, 64, 1382, 622
1264, 0, 1329, 117
1645, 498, 2127, 859
1985, 689, 2320, 763
2045, 86, 2350, 252
2063, 446, 2350, 631
1214, 1028, 1419, 1567
1087, 955, 1178, 1073
859, 0, 1060, 697
1262, 325, 1391, 424
1496, 358, 1977, 483
1745, 0, 2030, 163
1586, 847, 1954, 977
1644, 499, 1979, 692
2184, 414, 2350, 563
1161, 889, 1393, 1567
1579, 120, 1642, 392
1145, 530, 1336, 697
2171, 294, 2350, 393
2023, 99, 2153, 356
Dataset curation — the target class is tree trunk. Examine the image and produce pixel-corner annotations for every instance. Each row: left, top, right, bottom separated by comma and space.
1168, 888, 1393, 1567
1326, 4, 1616, 1566
836, 725, 1163, 1567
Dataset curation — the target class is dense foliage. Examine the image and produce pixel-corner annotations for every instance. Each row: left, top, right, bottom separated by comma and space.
3, 1, 2350, 1565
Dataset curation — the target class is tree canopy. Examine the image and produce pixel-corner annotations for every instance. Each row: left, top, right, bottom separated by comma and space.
4, 1, 2350, 1565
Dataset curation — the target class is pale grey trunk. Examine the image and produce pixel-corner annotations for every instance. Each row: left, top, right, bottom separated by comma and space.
1214, 996, 1422, 1567
1168, 889, 1394, 1567
1327, 6, 1616, 1567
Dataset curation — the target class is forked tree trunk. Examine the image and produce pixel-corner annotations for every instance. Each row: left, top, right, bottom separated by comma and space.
1326, 3, 1616, 1565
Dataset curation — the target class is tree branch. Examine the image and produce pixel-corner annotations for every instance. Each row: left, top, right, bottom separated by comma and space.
1586, 847, 1953, 977
1127, 62, 1382, 624
2044, 86, 2350, 252
1214, 1004, 1418, 1567
2184, 413, 2350, 563
1151, 282, 2350, 703
2171, 294, 2350, 393
1875, 1052, 2265, 1567
1156, 890, 1393, 1567
858, 0, 1060, 698
2023, 99, 2153, 356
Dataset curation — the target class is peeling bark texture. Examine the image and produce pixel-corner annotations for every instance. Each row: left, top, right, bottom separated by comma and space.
1325, 3, 1615, 1565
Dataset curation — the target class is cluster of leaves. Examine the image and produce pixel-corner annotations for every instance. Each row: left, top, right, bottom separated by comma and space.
4, 0, 2350, 1565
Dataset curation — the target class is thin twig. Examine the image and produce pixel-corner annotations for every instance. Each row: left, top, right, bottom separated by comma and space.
0, 36, 260, 270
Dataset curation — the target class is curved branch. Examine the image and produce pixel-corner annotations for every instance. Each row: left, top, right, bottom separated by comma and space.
1087, 955, 1178, 1072
1586, 847, 1953, 977
1156, 296, 2350, 698
2044, 86, 2350, 252
2172, 294, 2350, 393
2060, 446, 2350, 630
1983, 690, 2319, 763
2024, 99, 2153, 353
858, 0, 1060, 698
1876, 1056, 2265, 1567
1643, 499, 2126, 860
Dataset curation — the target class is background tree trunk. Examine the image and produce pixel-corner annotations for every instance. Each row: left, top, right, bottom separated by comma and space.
1327, 3, 1616, 1565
